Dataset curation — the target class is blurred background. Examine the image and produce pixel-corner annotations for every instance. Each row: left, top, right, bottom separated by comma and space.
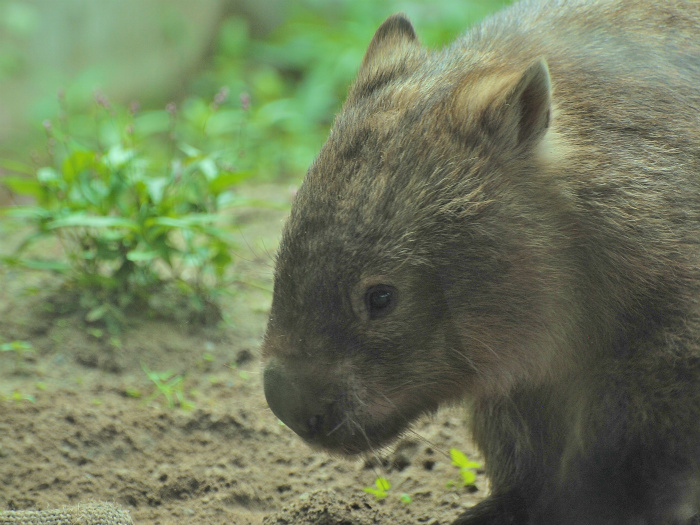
0, 0, 511, 186
0, 4, 514, 516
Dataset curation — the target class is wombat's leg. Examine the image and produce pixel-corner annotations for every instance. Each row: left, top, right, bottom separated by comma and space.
452, 492, 528, 525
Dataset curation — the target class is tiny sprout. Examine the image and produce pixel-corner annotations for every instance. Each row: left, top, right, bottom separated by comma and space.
141, 364, 194, 410
0, 340, 35, 369
10, 390, 35, 403
363, 477, 391, 500
450, 448, 482, 487
125, 387, 142, 398
400, 493, 412, 504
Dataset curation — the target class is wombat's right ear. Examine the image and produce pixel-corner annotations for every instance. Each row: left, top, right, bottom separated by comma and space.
352, 14, 420, 97
361, 14, 418, 70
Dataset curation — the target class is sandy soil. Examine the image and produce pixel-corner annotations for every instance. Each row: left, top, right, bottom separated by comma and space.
0, 184, 485, 525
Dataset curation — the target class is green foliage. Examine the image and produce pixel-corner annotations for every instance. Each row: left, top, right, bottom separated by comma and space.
1, 92, 252, 331
187, 0, 513, 180
1, 0, 511, 180
449, 448, 482, 487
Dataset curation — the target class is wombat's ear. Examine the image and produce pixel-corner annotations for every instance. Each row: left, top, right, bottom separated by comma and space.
352, 14, 420, 96
361, 14, 418, 70
505, 59, 551, 148
455, 59, 552, 151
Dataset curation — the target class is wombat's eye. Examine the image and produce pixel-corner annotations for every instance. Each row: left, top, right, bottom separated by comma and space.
365, 285, 397, 319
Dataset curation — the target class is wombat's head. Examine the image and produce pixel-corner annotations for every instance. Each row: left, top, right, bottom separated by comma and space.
262, 14, 570, 454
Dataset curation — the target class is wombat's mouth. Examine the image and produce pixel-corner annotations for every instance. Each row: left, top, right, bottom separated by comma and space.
263, 360, 415, 455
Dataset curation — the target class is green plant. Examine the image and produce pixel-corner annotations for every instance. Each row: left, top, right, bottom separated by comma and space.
1, 90, 254, 332
449, 448, 482, 487
142, 364, 194, 410
362, 476, 412, 504
0, 339, 35, 370
1, 390, 36, 403
363, 476, 391, 500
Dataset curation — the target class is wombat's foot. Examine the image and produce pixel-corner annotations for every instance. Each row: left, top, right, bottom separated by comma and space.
452, 493, 527, 525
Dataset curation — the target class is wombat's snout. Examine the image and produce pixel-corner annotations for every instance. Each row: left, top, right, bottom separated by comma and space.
263, 363, 333, 443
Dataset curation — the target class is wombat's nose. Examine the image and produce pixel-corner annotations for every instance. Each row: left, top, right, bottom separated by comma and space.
263, 364, 328, 442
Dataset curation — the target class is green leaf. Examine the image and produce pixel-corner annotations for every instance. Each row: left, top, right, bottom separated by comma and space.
149, 214, 222, 229
1, 176, 43, 198
460, 469, 477, 486
36, 167, 61, 185
1, 206, 52, 222
0, 341, 34, 352
10, 391, 35, 403
105, 145, 134, 168
208, 171, 250, 195
125, 388, 142, 398
85, 304, 109, 322
133, 110, 171, 137
48, 214, 139, 230
9, 259, 70, 272
450, 448, 469, 467
375, 477, 391, 491
145, 177, 168, 204
212, 248, 232, 276
198, 157, 218, 180
126, 250, 159, 262
0, 158, 33, 175
179, 143, 202, 158
362, 487, 387, 500
61, 150, 96, 182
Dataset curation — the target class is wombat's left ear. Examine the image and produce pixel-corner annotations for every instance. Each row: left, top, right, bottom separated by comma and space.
352, 14, 420, 97
454, 58, 552, 151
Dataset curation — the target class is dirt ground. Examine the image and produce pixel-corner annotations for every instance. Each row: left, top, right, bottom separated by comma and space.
0, 183, 485, 525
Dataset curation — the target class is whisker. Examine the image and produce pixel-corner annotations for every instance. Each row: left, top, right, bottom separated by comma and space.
326, 414, 349, 437
449, 347, 483, 374
459, 333, 500, 361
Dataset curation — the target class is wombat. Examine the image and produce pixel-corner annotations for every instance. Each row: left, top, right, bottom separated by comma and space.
261, 0, 700, 523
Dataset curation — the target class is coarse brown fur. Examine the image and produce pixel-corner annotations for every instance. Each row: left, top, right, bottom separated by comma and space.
261, 0, 700, 523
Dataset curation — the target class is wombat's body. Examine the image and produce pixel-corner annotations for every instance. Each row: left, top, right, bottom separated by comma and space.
262, 0, 700, 523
